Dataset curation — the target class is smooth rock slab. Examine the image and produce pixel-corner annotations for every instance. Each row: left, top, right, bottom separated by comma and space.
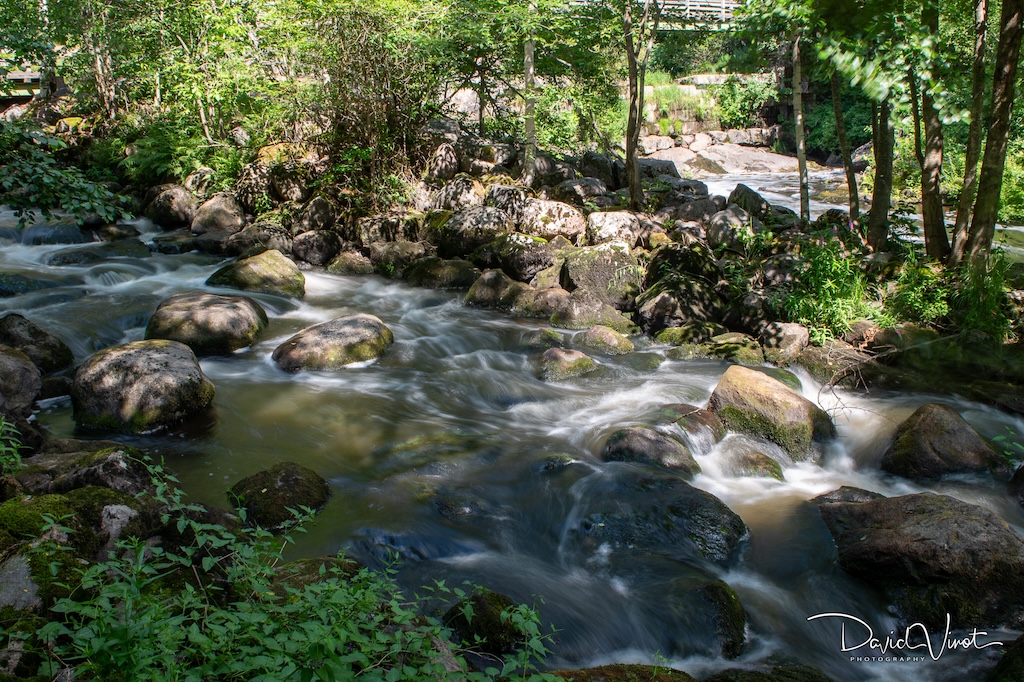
145, 291, 268, 356
71, 340, 215, 434
272, 314, 394, 372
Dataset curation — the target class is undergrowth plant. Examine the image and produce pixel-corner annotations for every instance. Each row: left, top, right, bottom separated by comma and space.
24, 459, 555, 682
0, 416, 24, 474
949, 251, 1014, 343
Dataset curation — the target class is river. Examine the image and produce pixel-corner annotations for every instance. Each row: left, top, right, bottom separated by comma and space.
2, 183, 1023, 681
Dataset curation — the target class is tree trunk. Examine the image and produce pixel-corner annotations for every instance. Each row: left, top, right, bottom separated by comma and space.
967, 0, 1024, 264
950, 0, 990, 266
522, 31, 537, 188
623, 3, 644, 211
793, 32, 809, 222
921, 3, 949, 261
478, 67, 487, 133
867, 99, 895, 251
831, 70, 859, 223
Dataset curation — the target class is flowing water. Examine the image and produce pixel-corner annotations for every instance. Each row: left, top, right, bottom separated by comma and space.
2, 195, 1023, 681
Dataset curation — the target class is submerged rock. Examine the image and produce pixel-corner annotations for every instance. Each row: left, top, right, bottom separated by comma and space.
879, 403, 1004, 480
206, 249, 305, 299
708, 365, 834, 462
818, 492, 1024, 628
403, 256, 481, 289
0, 314, 73, 375
272, 313, 394, 372
229, 462, 331, 529
71, 340, 215, 434
602, 426, 700, 478
145, 291, 268, 355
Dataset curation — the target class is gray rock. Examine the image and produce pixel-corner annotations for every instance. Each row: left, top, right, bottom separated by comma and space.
191, 192, 245, 236
553, 177, 609, 207
326, 250, 374, 276
145, 291, 268, 355
292, 230, 343, 266
72, 340, 215, 433
707, 204, 766, 251
369, 240, 429, 277
560, 242, 642, 311
145, 184, 197, 229
426, 143, 459, 182
520, 199, 586, 243
272, 314, 394, 372
270, 163, 312, 203
435, 206, 511, 258
540, 347, 597, 381
880, 403, 1004, 480
291, 196, 337, 235
0, 346, 41, 418
760, 322, 810, 365
0, 314, 73, 374
577, 325, 634, 355
485, 184, 527, 225
587, 211, 641, 246
229, 462, 330, 529
431, 176, 485, 211
403, 257, 481, 289
602, 427, 700, 478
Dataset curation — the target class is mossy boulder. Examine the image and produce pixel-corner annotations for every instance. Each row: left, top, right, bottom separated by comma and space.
144, 184, 197, 229
656, 321, 728, 346
552, 665, 697, 681
0, 314, 73, 375
434, 206, 511, 258
549, 289, 639, 334
443, 590, 524, 657
818, 492, 1024, 629
206, 249, 305, 299
670, 333, 763, 365
0, 345, 41, 418
229, 462, 331, 529
671, 404, 727, 445
879, 403, 1004, 480
15, 442, 153, 496
760, 322, 810, 366
465, 269, 533, 310
578, 325, 634, 355
520, 199, 586, 243
430, 175, 486, 211
694, 580, 747, 659
720, 443, 784, 480
636, 275, 724, 335
291, 229, 343, 266
272, 314, 394, 372
145, 291, 268, 356
541, 347, 597, 381
708, 366, 834, 462
403, 257, 481, 289
989, 632, 1024, 682
369, 240, 429, 278
559, 242, 642, 311
71, 340, 215, 434
491, 232, 560, 282
191, 192, 245, 236
601, 427, 700, 479
326, 251, 374, 275
0, 494, 74, 549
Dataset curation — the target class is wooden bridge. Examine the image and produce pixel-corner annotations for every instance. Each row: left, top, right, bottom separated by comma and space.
659, 0, 742, 28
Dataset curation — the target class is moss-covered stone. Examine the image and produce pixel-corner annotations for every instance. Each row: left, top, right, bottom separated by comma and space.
704, 333, 765, 365
724, 450, 784, 480
229, 462, 331, 529
443, 590, 524, 657
0, 494, 74, 542
655, 321, 728, 346
206, 249, 305, 299
145, 291, 268, 355
551, 664, 698, 681
880, 403, 1004, 480
578, 325, 635, 355
272, 314, 394, 372
541, 347, 597, 381
0, 314, 74, 375
697, 580, 747, 659
602, 427, 700, 479
403, 256, 481, 289
989, 632, 1024, 682
708, 366, 835, 462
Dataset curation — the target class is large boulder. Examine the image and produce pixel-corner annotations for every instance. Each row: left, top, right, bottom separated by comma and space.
0, 345, 41, 418
145, 292, 268, 355
465, 270, 533, 310
369, 240, 428, 277
818, 492, 1024, 628
559, 242, 641, 311
291, 196, 337, 235
291, 230, 343, 266
402, 257, 480, 289
601, 427, 700, 479
206, 249, 305, 299
879, 403, 1003, 479
272, 314, 394, 372
540, 347, 597, 381
553, 177, 608, 207
565, 470, 746, 564
549, 289, 639, 334
71, 340, 215, 434
707, 204, 766, 251
431, 175, 485, 211
145, 184, 197, 229
760, 322, 810, 365
577, 325, 634, 355
229, 462, 330, 529
727, 183, 773, 222
425, 142, 459, 182
586, 211, 642, 246
708, 365, 835, 461
0, 314, 73, 375
484, 184, 528, 225
190, 192, 245, 236
636, 276, 724, 334
357, 211, 420, 246
15, 441, 153, 496
492, 233, 561, 282
435, 206, 511, 258
520, 199, 586, 243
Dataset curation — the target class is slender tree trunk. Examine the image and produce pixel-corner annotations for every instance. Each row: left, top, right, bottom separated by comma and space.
868, 99, 895, 251
921, 3, 949, 260
908, 71, 925, 169
950, 0, 990, 265
831, 71, 859, 223
478, 67, 487, 133
967, 0, 1024, 264
522, 24, 538, 187
793, 31, 809, 222
37, 0, 55, 99
623, 3, 643, 211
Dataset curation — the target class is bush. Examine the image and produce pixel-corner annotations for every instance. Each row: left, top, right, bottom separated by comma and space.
19, 459, 555, 681
948, 251, 1015, 343
884, 246, 950, 324
803, 97, 872, 157
710, 76, 775, 129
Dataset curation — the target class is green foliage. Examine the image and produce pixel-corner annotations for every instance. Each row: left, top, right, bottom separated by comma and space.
780, 239, 879, 343
0, 120, 128, 226
998, 141, 1024, 224
535, 86, 580, 151
0, 416, 24, 475
23, 459, 554, 681
948, 252, 1014, 344
652, 30, 740, 76
710, 76, 775, 129
803, 97, 872, 156
884, 248, 950, 324
992, 430, 1024, 468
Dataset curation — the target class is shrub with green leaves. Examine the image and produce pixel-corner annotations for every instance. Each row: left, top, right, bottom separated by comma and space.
19, 460, 555, 681
710, 76, 775, 130
948, 252, 1015, 344
0, 416, 24, 474
885, 249, 950, 324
